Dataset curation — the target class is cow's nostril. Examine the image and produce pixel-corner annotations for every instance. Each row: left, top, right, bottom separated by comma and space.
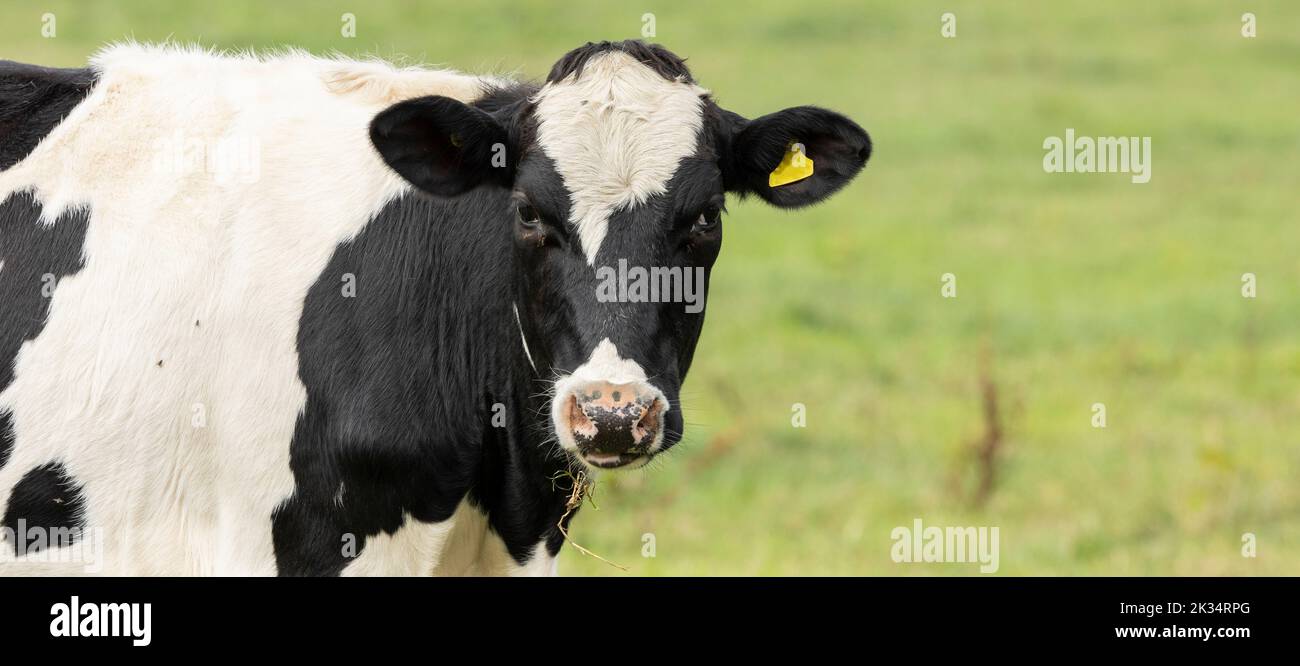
567, 394, 596, 438
633, 398, 664, 443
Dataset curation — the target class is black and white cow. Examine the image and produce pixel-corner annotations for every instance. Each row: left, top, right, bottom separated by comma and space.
0, 40, 870, 575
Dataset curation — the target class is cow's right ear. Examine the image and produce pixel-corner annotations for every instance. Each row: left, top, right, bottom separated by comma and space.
370, 96, 515, 197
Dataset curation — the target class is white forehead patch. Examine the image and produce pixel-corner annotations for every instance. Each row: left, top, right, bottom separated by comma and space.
569, 338, 647, 384
533, 51, 708, 264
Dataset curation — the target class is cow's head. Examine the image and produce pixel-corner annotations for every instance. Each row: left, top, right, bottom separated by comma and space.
370, 41, 870, 470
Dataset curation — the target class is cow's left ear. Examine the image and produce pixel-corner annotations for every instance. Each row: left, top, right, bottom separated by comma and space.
719, 106, 871, 209
370, 95, 515, 197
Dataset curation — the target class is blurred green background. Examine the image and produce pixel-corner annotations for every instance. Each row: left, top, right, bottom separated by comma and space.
3, 0, 1296, 575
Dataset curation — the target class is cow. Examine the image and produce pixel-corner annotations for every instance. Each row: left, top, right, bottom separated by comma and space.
0, 40, 870, 576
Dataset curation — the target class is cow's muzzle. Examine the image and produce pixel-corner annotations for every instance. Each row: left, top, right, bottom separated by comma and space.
554, 380, 667, 469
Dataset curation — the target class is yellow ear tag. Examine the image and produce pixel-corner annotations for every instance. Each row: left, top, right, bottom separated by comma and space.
768, 141, 814, 187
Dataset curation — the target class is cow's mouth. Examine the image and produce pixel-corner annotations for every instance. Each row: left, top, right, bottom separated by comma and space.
578, 451, 651, 470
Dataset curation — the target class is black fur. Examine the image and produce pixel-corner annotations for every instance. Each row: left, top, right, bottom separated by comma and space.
1, 462, 87, 555
370, 95, 515, 197
0, 63, 96, 538
0, 193, 91, 472
0, 61, 97, 170
546, 40, 695, 85
0, 61, 96, 473
272, 185, 574, 575
0, 411, 12, 472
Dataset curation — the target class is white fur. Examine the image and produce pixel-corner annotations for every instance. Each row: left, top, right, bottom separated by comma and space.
0, 44, 499, 576
337, 505, 554, 577
300, 503, 555, 576
340, 513, 455, 577
533, 51, 707, 264
422, 501, 556, 576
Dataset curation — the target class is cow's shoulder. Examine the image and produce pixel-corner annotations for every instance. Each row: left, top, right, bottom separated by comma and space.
321, 59, 506, 106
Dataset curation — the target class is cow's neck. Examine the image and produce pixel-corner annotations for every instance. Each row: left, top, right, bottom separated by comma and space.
277, 187, 572, 574
412, 188, 575, 564
470, 300, 576, 565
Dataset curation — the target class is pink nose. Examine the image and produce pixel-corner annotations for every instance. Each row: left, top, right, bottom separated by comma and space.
559, 381, 666, 457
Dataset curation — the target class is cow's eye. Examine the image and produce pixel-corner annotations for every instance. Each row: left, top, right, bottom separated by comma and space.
516, 204, 543, 231
692, 208, 721, 234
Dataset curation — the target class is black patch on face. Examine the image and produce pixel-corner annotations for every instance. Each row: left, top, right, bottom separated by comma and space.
0, 61, 97, 170
513, 131, 724, 457
273, 185, 573, 576
2, 462, 86, 555
546, 40, 694, 85
0, 192, 91, 472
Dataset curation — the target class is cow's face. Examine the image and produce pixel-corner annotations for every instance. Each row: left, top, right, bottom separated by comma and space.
370, 41, 871, 470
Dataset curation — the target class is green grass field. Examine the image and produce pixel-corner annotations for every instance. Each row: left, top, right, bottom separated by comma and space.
3, 0, 1296, 575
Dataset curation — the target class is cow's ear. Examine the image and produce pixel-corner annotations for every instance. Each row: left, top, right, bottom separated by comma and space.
719, 106, 871, 209
370, 96, 515, 197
